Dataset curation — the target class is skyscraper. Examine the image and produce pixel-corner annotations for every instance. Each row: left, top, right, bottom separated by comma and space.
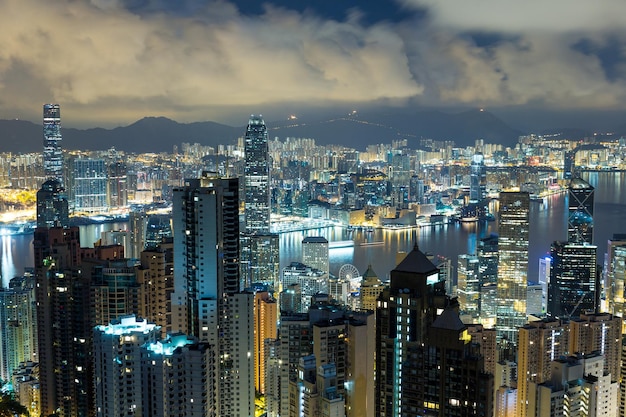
516, 318, 568, 417
43, 104, 63, 185
171, 172, 254, 417
496, 191, 530, 345
36, 178, 69, 228
241, 115, 279, 290
376, 244, 493, 417
568, 177, 594, 244
244, 115, 271, 234
548, 241, 598, 319
0, 276, 37, 383
72, 158, 108, 213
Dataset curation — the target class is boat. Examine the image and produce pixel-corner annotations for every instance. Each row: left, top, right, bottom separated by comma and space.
329, 240, 355, 249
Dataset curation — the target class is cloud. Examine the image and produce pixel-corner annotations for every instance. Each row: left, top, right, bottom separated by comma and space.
0, 0, 421, 126
1, 0, 626, 127
398, 0, 626, 110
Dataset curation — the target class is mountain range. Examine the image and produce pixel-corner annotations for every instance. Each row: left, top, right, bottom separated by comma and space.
1, 108, 623, 154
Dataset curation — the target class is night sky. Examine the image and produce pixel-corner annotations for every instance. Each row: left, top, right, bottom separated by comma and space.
1, 0, 625, 128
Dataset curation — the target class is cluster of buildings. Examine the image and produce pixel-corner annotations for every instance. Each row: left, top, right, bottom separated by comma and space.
2, 104, 626, 417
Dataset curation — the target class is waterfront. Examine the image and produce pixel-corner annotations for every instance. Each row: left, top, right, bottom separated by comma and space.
1, 171, 625, 288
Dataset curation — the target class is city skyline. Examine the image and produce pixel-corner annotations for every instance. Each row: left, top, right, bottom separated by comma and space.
1, 1, 626, 130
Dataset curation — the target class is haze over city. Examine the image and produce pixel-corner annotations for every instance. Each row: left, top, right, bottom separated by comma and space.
1, 0, 626, 131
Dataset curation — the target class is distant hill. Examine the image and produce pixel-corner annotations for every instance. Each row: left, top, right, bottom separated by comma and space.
0, 109, 526, 153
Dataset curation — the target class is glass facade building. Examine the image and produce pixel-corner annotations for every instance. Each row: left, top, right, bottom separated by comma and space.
496, 191, 530, 345
43, 104, 63, 185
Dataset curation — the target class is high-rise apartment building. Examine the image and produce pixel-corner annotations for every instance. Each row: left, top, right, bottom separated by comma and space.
0, 276, 37, 382
496, 191, 530, 345
36, 179, 69, 228
34, 228, 126, 417
376, 245, 493, 417
43, 104, 63, 185
516, 319, 568, 417
136, 238, 174, 338
171, 172, 254, 417
93, 316, 213, 417
569, 313, 621, 383
244, 115, 271, 234
254, 291, 277, 394
568, 177, 595, 244
548, 241, 598, 319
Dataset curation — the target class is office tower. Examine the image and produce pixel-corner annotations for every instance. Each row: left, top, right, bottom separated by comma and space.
548, 241, 598, 319
128, 209, 148, 259
478, 234, 499, 323
43, 104, 63, 184
538, 256, 551, 315
470, 152, 487, 205
281, 262, 327, 312
136, 238, 174, 338
302, 236, 330, 276
359, 264, 383, 311
457, 253, 480, 321
171, 172, 254, 417
244, 233, 280, 289
106, 161, 127, 208
376, 245, 493, 417
516, 319, 568, 417
254, 291, 277, 394
568, 177, 594, 244
569, 313, 621, 382
244, 115, 271, 234
496, 191, 530, 345
527, 282, 544, 317
93, 316, 213, 417
73, 158, 108, 213
605, 235, 626, 321
564, 150, 575, 179
36, 178, 69, 228
0, 276, 37, 382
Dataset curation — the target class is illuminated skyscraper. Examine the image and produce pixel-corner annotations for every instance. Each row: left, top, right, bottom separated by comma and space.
241, 115, 279, 289
605, 235, 626, 320
496, 191, 530, 345
0, 276, 37, 383
72, 158, 107, 213
171, 172, 254, 417
254, 291, 277, 394
43, 104, 63, 185
547, 241, 598, 320
470, 152, 487, 202
36, 178, 69, 228
516, 319, 568, 417
457, 254, 480, 320
568, 177, 594, 244
302, 236, 329, 275
244, 115, 271, 234
376, 245, 493, 417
